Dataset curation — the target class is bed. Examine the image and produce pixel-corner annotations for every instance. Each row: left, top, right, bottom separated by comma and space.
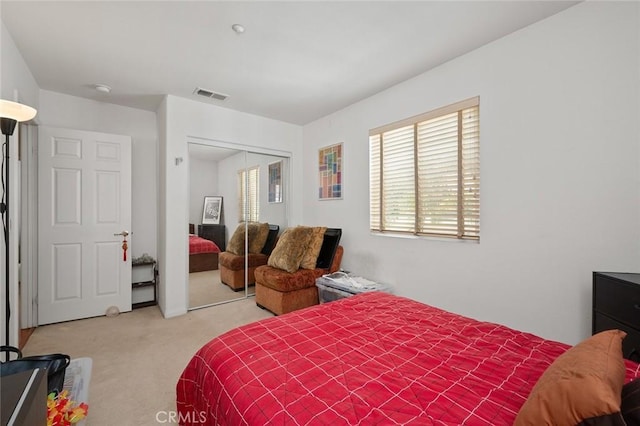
189, 233, 221, 273
177, 292, 640, 425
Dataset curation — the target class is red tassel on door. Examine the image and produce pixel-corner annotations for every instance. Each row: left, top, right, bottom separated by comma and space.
122, 238, 128, 262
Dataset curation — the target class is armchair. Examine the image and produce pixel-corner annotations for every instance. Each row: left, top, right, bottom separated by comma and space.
218, 224, 279, 291
255, 228, 343, 315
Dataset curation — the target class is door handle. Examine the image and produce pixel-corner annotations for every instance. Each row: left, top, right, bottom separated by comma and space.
114, 231, 129, 261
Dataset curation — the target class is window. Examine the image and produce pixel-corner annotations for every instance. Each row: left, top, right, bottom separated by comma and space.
369, 97, 479, 240
238, 166, 259, 222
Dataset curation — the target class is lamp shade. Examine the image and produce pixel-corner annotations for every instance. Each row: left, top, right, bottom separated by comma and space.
0, 99, 37, 122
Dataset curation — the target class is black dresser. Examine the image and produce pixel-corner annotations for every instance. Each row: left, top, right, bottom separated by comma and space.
592, 271, 640, 362
198, 224, 226, 252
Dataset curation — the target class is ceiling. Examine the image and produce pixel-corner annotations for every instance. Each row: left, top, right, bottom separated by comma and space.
1, 1, 578, 125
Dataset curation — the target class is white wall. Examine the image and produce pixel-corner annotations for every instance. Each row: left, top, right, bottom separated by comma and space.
302, 1, 640, 345
188, 157, 219, 226
0, 21, 39, 348
38, 90, 158, 259
0, 22, 39, 108
159, 95, 303, 318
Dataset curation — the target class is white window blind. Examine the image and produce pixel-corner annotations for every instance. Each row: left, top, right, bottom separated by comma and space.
369, 97, 479, 240
238, 166, 259, 222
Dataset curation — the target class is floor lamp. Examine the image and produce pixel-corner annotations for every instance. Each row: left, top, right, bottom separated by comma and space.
1, 99, 37, 348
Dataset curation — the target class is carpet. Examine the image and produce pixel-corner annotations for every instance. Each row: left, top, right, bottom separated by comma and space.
22, 298, 273, 425
189, 270, 256, 309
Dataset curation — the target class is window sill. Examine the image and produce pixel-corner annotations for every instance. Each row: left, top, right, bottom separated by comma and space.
370, 231, 479, 244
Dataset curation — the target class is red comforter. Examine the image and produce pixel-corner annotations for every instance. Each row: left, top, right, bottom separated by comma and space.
177, 292, 640, 425
189, 234, 220, 255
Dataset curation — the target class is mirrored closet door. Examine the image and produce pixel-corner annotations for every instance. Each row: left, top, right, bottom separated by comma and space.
187, 142, 289, 310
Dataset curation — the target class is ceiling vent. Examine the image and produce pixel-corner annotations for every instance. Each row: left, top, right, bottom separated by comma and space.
193, 87, 228, 101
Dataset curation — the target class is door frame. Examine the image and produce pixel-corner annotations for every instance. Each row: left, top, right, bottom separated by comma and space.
19, 123, 38, 328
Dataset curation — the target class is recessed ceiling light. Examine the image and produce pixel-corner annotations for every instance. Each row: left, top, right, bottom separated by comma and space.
231, 24, 245, 34
94, 84, 111, 93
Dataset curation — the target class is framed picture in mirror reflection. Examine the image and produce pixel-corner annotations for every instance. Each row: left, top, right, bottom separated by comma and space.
202, 196, 223, 224
268, 161, 283, 203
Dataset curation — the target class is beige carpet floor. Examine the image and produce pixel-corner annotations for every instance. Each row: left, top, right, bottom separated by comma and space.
189, 269, 256, 309
23, 298, 273, 425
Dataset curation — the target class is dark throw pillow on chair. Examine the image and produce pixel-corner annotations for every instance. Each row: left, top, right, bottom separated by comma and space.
316, 228, 342, 269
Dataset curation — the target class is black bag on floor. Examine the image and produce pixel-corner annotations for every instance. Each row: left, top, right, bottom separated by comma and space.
0, 345, 71, 394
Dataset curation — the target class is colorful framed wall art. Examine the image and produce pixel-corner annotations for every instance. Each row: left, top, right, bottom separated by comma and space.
318, 143, 342, 200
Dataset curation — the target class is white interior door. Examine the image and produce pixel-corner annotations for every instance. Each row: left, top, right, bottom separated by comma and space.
38, 126, 132, 325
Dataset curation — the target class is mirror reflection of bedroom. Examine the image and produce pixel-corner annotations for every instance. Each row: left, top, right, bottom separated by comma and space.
187, 142, 289, 310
